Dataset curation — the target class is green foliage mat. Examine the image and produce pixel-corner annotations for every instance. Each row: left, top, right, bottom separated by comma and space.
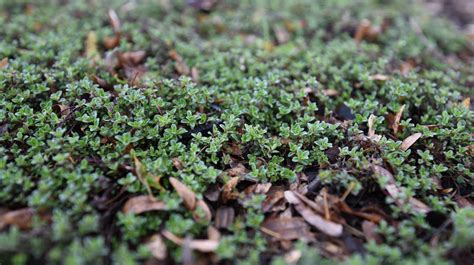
0, 0, 473, 264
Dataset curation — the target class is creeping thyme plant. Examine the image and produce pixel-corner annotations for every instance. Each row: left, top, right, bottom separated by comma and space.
0, 0, 473, 264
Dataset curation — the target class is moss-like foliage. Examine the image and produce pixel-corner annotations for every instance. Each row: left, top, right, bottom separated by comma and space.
0, 0, 473, 264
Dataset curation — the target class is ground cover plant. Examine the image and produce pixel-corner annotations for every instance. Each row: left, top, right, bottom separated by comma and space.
0, 0, 473, 264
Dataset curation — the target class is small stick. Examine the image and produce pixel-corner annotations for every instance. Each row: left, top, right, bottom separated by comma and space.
260, 227, 281, 239
322, 188, 330, 220
341, 182, 356, 202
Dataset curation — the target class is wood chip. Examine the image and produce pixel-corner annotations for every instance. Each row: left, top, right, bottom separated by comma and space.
169, 177, 196, 210
122, 195, 166, 214
400, 132, 422, 151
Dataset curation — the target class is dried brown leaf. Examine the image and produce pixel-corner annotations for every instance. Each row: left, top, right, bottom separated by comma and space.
0, 57, 9, 69
361, 221, 382, 243
337, 201, 383, 223
188, 239, 219, 252
161, 230, 183, 245
0, 208, 35, 230
261, 217, 311, 240
367, 114, 376, 137
120, 50, 146, 65
215, 206, 235, 229
241, 183, 272, 204
400, 60, 416, 75
169, 50, 190, 76
462, 98, 471, 109
262, 188, 285, 212
227, 163, 248, 177
123, 195, 166, 214
162, 230, 219, 252
409, 198, 430, 214
400, 132, 422, 151
284, 191, 343, 237
392, 105, 405, 134
191, 67, 199, 82
193, 199, 212, 222
169, 177, 196, 210
274, 25, 290, 44
455, 194, 473, 208
369, 74, 390, 81
103, 35, 120, 49
108, 9, 121, 33
355, 19, 371, 42
133, 156, 154, 197
322, 89, 340, 97
255, 183, 272, 194
284, 189, 301, 204
92, 75, 114, 91
355, 19, 380, 43
222, 176, 239, 202
123, 65, 147, 86
372, 165, 430, 214
52, 104, 70, 117
284, 249, 302, 265
187, 0, 217, 11
204, 184, 220, 202
207, 226, 221, 241
292, 191, 324, 214
146, 234, 167, 260
172, 157, 184, 170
